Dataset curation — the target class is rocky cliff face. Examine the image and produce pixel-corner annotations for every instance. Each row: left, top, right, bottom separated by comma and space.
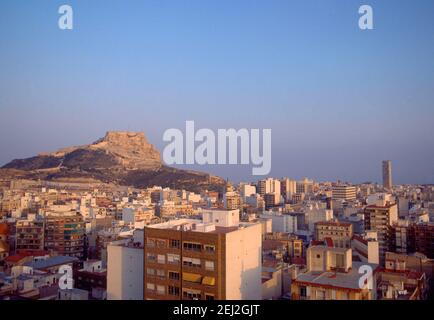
33, 131, 162, 171
1, 131, 225, 192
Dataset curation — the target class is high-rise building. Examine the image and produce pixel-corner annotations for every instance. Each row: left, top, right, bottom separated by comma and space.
382, 160, 393, 190
223, 192, 241, 210
296, 178, 314, 194
239, 184, 256, 201
264, 193, 280, 210
257, 178, 280, 197
364, 203, 398, 263
280, 178, 296, 202
332, 185, 357, 201
143, 209, 262, 300
44, 211, 85, 259
392, 220, 415, 255
413, 223, 434, 259
107, 232, 144, 300
15, 217, 45, 253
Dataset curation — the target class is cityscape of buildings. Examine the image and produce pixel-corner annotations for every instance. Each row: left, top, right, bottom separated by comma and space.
0, 160, 433, 300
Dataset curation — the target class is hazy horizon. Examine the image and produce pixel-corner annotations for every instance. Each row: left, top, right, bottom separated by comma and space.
1, 0, 434, 185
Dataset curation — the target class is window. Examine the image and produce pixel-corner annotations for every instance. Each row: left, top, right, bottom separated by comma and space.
183, 290, 201, 300
147, 253, 157, 262
205, 294, 215, 300
183, 257, 201, 268
169, 271, 180, 280
147, 239, 155, 248
183, 242, 202, 251
157, 254, 166, 264
204, 245, 215, 253
156, 269, 165, 279
170, 239, 180, 248
156, 285, 165, 295
168, 286, 180, 296
146, 283, 155, 291
205, 261, 214, 271
147, 268, 155, 276
167, 253, 180, 265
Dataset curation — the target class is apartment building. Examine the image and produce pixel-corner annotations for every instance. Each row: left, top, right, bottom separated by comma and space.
143, 209, 262, 300
74, 260, 107, 299
392, 220, 415, 255
264, 193, 280, 210
377, 252, 427, 300
264, 232, 303, 259
291, 245, 377, 300
332, 185, 357, 201
351, 232, 380, 264
44, 211, 85, 259
223, 192, 241, 210
107, 231, 144, 300
314, 221, 353, 249
296, 178, 315, 195
413, 223, 434, 259
15, 217, 45, 253
0, 223, 9, 267
364, 203, 398, 263
280, 178, 296, 202
257, 179, 280, 197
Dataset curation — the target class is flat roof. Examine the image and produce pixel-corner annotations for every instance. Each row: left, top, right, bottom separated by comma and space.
294, 262, 378, 291
23, 256, 78, 270
146, 218, 256, 233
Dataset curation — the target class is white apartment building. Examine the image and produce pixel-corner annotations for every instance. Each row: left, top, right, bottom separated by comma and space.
107, 231, 144, 300
259, 211, 298, 234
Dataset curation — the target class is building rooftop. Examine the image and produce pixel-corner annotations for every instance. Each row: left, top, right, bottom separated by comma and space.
23, 256, 78, 270
315, 220, 352, 227
146, 217, 256, 234
294, 262, 379, 291
365, 204, 395, 209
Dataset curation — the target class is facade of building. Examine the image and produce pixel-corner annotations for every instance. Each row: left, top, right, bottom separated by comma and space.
44, 212, 85, 259
413, 223, 434, 259
314, 221, 353, 248
351, 232, 380, 264
280, 179, 296, 203
0, 223, 9, 268
107, 239, 144, 300
143, 209, 262, 300
296, 178, 314, 194
332, 185, 357, 201
364, 204, 398, 262
15, 218, 45, 253
264, 193, 280, 210
223, 192, 241, 210
74, 259, 107, 298
291, 245, 377, 300
257, 179, 280, 197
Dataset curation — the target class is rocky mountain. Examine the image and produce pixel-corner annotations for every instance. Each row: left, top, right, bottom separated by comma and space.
1, 131, 225, 192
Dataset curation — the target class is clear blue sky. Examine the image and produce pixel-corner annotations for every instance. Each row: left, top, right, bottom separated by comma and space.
1, 0, 433, 184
